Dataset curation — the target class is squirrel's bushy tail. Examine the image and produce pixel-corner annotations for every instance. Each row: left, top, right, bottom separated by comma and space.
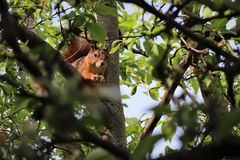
64, 37, 92, 63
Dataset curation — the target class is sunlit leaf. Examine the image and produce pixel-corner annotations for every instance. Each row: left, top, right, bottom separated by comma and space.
94, 5, 118, 16
202, 6, 213, 18
131, 86, 137, 95
131, 135, 161, 160
162, 120, 176, 141
87, 23, 107, 44
149, 88, 159, 101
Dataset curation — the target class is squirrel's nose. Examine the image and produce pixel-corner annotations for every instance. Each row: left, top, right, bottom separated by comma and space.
101, 61, 105, 66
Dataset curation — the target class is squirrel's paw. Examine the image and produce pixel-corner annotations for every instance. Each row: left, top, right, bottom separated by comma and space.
98, 75, 105, 83
93, 75, 105, 82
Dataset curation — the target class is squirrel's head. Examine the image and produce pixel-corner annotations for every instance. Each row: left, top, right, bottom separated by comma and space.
88, 46, 107, 73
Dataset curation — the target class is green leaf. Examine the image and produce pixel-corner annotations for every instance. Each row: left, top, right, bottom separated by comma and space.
13, 0, 20, 5
14, 97, 30, 108
136, 57, 147, 67
151, 42, 159, 56
117, 1, 125, 9
162, 120, 176, 141
131, 135, 161, 160
212, 18, 228, 29
63, 11, 76, 19
206, 54, 217, 64
154, 104, 171, 115
131, 86, 137, 95
152, 25, 165, 35
190, 78, 199, 94
204, 77, 212, 88
87, 23, 107, 44
0, 84, 11, 95
203, 6, 213, 18
126, 117, 139, 126
110, 40, 122, 54
135, 40, 142, 51
121, 94, 130, 99
149, 88, 159, 101
84, 13, 96, 22
86, 148, 114, 160
162, 0, 169, 3
144, 65, 153, 84
143, 39, 152, 56
72, 15, 86, 28
126, 118, 142, 151
120, 80, 135, 87
213, 0, 223, 4
215, 110, 240, 141
165, 145, 177, 154
94, 5, 118, 16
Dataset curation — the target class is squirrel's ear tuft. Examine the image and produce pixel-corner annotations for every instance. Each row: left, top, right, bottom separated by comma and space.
102, 49, 108, 55
103, 48, 108, 53
90, 44, 97, 50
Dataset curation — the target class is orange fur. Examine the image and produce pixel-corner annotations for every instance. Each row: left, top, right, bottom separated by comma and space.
64, 37, 91, 63
64, 37, 107, 82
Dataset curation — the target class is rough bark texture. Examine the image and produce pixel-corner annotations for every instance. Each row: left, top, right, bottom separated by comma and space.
97, 1, 126, 149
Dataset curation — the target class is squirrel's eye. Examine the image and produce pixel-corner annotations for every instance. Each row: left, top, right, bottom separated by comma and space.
94, 53, 97, 57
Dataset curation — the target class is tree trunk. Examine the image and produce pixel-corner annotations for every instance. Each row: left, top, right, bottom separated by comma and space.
97, 1, 126, 149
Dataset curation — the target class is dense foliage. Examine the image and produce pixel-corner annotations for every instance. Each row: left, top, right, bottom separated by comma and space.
0, 0, 240, 159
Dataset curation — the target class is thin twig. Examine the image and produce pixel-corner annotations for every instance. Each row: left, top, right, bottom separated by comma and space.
29, 7, 73, 29
180, 37, 208, 54
121, 0, 239, 63
169, 47, 184, 66
139, 53, 192, 140
8, 116, 21, 135
1, 107, 27, 119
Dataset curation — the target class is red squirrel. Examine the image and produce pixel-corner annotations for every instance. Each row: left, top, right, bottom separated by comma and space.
64, 37, 107, 82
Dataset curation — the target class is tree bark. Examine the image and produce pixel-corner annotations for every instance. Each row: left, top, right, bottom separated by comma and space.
97, 1, 126, 149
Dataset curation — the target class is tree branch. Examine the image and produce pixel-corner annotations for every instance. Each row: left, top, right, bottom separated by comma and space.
52, 123, 130, 160
29, 7, 73, 29
121, 0, 239, 64
190, 11, 240, 25
0, 1, 75, 78
198, 0, 240, 12
122, 44, 147, 57
154, 136, 240, 160
0, 2, 43, 78
139, 53, 192, 140
1, 1, 130, 159
1, 107, 27, 119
